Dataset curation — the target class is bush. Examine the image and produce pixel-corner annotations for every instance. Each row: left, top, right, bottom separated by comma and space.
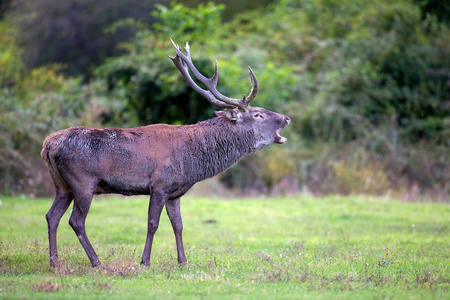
0, 69, 92, 195
224, 0, 448, 197
0, 23, 103, 195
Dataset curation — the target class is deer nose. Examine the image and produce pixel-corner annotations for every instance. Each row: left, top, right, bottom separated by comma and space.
284, 115, 291, 124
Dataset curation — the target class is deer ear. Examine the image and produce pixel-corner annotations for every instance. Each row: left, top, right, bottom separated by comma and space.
214, 111, 226, 117
223, 109, 242, 122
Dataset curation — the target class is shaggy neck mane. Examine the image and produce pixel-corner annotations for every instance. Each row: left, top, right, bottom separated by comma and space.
181, 115, 255, 182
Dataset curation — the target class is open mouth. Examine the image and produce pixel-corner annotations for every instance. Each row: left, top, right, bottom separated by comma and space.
275, 116, 290, 144
275, 130, 287, 144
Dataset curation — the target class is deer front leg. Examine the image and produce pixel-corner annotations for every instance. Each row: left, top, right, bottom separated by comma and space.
166, 198, 187, 264
141, 189, 168, 266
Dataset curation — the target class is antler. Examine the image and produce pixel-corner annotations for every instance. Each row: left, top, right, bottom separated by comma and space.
169, 39, 258, 111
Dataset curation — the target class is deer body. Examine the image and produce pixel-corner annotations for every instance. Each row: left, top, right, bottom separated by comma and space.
42, 40, 290, 267
43, 115, 257, 199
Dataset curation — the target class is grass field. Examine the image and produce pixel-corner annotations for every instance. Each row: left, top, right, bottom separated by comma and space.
0, 194, 449, 299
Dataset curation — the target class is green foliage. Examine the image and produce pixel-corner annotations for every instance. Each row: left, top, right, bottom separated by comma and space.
94, 2, 225, 125
0, 0, 448, 197
0, 70, 88, 195
244, 0, 450, 146
0, 22, 98, 195
1, 196, 449, 298
0, 20, 23, 86
97, 1, 300, 126
152, 2, 224, 42
221, 0, 449, 194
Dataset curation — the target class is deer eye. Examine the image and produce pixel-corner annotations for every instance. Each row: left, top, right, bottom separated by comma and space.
253, 113, 265, 119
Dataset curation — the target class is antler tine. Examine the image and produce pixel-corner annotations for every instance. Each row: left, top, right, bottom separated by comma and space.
169, 39, 234, 109
244, 67, 258, 105
170, 39, 252, 111
212, 60, 219, 87
171, 39, 213, 90
183, 42, 220, 90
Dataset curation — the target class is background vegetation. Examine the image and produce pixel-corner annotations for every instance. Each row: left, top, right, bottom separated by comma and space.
0, 0, 448, 199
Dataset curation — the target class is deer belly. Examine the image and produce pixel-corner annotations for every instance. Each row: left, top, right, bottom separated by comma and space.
95, 178, 152, 196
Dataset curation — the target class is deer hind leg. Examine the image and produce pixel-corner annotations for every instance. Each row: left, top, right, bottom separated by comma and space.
166, 198, 187, 264
46, 187, 73, 267
140, 189, 168, 266
69, 191, 100, 267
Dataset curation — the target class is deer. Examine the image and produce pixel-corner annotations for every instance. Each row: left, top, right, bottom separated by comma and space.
41, 39, 290, 267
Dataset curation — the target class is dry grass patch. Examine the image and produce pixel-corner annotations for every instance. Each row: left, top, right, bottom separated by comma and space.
31, 280, 64, 292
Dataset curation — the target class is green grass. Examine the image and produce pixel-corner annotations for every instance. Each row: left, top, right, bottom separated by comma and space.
0, 195, 449, 299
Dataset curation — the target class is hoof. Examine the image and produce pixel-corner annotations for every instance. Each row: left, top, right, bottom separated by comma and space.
92, 260, 102, 267
49, 256, 60, 268
140, 259, 150, 266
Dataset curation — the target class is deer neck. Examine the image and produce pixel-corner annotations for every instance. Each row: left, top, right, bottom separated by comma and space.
185, 117, 255, 182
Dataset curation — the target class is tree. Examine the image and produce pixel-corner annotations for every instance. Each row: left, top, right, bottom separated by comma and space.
10, 0, 170, 78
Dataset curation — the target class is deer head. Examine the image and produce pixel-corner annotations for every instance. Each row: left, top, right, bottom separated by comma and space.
169, 39, 290, 149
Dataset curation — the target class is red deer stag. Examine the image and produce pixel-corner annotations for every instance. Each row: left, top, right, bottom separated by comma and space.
41, 39, 290, 267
